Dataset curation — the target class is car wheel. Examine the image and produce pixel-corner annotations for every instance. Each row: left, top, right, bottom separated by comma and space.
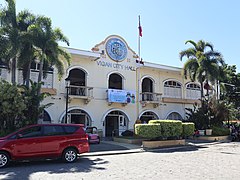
97, 137, 100, 144
0, 152, 10, 168
62, 148, 78, 163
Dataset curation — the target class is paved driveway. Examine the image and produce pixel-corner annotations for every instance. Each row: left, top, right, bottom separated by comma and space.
89, 141, 129, 152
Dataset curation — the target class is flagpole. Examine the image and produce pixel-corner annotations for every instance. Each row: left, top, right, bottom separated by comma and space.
138, 15, 141, 60
136, 15, 141, 123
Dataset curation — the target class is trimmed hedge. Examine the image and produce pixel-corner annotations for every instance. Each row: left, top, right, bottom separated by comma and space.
135, 124, 161, 139
182, 123, 195, 137
149, 120, 183, 138
212, 126, 230, 136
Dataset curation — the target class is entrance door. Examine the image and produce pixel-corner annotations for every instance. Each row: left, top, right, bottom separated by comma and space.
105, 116, 119, 137
118, 115, 127, 136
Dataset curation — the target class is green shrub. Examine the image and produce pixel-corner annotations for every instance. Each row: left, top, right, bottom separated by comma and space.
149, 120, 182, 138
182, 122, 195, 137
212, 126, 230, 136
135, 124, 161, 139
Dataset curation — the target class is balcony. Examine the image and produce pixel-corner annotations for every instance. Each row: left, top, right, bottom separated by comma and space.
68, 85, 93, 103
162, 97, 201, 104
140, 92, 162, 107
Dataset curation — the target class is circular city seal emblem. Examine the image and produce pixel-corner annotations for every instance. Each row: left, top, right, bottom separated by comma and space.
106, 38, 127, 61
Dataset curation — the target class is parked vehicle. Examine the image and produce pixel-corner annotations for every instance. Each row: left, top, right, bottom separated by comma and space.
85, 127, 100, 144
0, 124, 89, 168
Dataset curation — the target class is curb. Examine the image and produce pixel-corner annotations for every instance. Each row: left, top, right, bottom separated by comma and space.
81, 140, 231, 157
81, 148, 144, 157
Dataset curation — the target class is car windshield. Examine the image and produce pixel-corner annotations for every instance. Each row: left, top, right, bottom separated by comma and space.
85, 128, 93, 133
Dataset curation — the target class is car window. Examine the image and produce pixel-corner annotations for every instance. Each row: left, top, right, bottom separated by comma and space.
8, 134, 17, 139
43, 125, 65, 136
85, 128, 93, 133
64, 126, 79, 134
18, 126, 42, 138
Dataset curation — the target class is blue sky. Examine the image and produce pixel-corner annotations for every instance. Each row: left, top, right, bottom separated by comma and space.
1, 0, 240, 71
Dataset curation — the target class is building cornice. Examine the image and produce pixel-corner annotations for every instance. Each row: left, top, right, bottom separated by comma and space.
63, 47, 101, 60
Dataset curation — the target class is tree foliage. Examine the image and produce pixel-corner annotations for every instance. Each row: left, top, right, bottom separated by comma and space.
0, 0, 71, 86
0, 81, 26, 133
21, 80, 53, 126
0, 81, 52, 135
180, 40, 225, 106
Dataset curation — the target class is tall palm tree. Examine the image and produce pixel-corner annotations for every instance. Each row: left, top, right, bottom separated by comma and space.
28, 16, 70, 93
0, 0, 37, 86
179, 40, 225, 106
17, 10, 37, 87
0, 0, 19, 83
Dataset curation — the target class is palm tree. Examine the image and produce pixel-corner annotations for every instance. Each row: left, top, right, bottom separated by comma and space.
0, 0, 19, 83
0, 0, 37, 86
28, 16, 70, 95
179, 40, 225, 106
17, 10, 37, 87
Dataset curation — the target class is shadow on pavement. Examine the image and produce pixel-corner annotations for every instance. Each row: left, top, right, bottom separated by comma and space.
146, 144, 208, 154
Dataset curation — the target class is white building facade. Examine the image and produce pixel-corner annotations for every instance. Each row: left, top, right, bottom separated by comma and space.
0, 35, 204, 137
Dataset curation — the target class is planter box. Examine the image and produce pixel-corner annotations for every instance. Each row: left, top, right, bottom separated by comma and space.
205, 129, 212, 136
142, 139, 186, 149
113, 137, 146, 144
198, 135, 229, 141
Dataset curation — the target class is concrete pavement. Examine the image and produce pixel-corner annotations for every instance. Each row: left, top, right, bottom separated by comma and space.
82, 138, 230, 157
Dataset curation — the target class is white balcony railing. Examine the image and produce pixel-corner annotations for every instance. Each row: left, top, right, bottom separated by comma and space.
68, 85, 93, 99
140, 92, 162, 102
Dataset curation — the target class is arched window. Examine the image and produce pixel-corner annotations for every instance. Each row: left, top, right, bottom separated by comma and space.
67, 68, 86, 95
164, 80, 182, 98
140, 111, 158, 124
69, 69, 86, 86
63, 109, 91, 127
109, 73, 123, 90
167, 112, 182, 120
186, 83, 201, 99
43, 110, 51, 122
142, 78, 153, 93
142, 77, 154, 101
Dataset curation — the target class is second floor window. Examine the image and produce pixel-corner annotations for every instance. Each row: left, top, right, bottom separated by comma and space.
109, 73, 122, 90
186, 83, 201, 99
164, 80, 182, 98
17, 61, 54, 88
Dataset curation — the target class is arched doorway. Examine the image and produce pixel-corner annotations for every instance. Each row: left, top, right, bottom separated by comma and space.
105, 110, 128, 137
62, 109, 91, 127
140, 111, 158, 124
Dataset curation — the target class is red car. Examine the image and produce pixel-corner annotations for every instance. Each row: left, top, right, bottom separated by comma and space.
0, 124, 89, 168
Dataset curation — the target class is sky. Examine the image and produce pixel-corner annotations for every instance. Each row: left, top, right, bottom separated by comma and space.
1, 0, 240, 72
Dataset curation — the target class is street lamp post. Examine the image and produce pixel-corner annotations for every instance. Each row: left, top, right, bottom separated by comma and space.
65, 77, 70, 124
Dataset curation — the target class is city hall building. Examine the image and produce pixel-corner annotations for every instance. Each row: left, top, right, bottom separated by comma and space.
0, 35, 203, 137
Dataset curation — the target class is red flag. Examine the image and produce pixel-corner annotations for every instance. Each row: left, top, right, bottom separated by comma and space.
138, 16, 142, 37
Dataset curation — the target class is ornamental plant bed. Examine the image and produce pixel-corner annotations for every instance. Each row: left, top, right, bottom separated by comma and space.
142, 139, 186, 149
